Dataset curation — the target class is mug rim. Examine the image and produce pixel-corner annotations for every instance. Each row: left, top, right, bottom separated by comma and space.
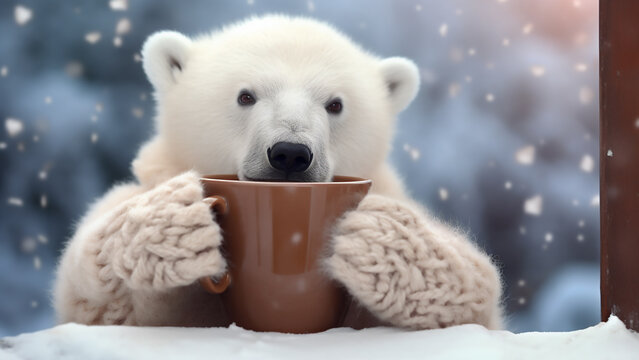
201, 174, 372, 187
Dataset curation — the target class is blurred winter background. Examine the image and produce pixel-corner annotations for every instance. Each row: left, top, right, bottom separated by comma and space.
0, 0, 599, 336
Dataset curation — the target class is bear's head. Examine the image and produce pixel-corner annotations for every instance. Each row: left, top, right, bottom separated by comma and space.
141, 15, 419, 182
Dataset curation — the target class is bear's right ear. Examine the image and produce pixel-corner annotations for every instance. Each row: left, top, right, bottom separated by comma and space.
141, 31, 192, 92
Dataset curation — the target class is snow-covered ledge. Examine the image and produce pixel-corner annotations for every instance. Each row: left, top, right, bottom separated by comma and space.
1, 316, 638, 360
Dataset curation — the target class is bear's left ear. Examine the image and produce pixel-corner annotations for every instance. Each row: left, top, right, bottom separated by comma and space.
379, 57, 420, 113
141, 31, 193, 92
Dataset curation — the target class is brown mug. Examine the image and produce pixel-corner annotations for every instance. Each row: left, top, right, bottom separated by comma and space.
199, 175, 372, 333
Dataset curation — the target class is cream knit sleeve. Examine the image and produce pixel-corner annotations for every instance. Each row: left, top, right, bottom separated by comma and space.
326, 194, 503, 330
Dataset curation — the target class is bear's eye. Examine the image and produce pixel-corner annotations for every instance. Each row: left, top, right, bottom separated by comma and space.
325, 99, 343, 114
237, 91, 256, 106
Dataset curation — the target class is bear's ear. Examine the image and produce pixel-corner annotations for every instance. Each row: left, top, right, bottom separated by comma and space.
379, 57, 420, 113
141, 31, 192, 92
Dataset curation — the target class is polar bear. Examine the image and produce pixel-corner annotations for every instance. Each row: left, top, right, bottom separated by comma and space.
54, 15, 502, 330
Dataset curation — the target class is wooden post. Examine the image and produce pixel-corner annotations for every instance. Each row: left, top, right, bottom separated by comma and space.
600, 0, 639, 331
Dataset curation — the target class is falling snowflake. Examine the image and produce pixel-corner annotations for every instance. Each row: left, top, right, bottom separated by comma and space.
109, 0, 128, 11
504, 181, 512, 190
307, 0, 315, 12
517, 279, 526, 287
133, 53, 142, 62
524, 195, 543, 216
577, 234, 585, 242
403, 144, 420, 161
515, 145, 535, 165
291, 232, 302, 245
91, 133, 99, 143
579, 86, 594, 104
116, 18, 131, 35
415, 4, 422, 11
1, 66, 8, 77
132, 107, 144, 119
95, 103, 103, 112
572, 199, 580, 206
591, 195, 600, 207
467, 48, 476, 56
465, 76, 472, 83
573, 0, 582, 7
502, 38, 510, 46
439, 23, 448, 37
580, 154, 594, 172
85, 32, 102, 44
544, 232, 553, 243
44, 96, 52, 104
30, 301, 38, 308
522, 23, 534, 35
38, 170, 47, 180
448, 83, 461, 97
0, 142, 6, 150
519, 226, 527, 235
530, 66, 545, 77
21, 238, 36, 253
65, 61, 84, 77
635, 118, 639, 128
91, 115, 98, 122
40, 194, 47, 208
485, 93, 495, 103
37, 234, 48, 244
33, 256, 42, 270
438, 188, 449, 201
574, 63, 587, 72
247, 0, 255, 5
606, 149, 613, 157
8, 197, 24, 207
113, 37, 123, 47
14, 5, 33, 26
518, 297, 526, 305
578, 219, 585, 227
5, 118, 24, 137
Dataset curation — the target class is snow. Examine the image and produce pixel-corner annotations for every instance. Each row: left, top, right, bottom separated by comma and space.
7, 197, 24, 207
522, 23, 534, 35
438, 23, 448, 37
439, 187, 449, 201
606, 149, 613, 157
574, 63, 587, 72
515, 145, 535, 165
579, 86, 594, 105
5, 118, 24, 137
84, 32, 102, 44
530, 66, 545, 77
524, 195, 543, 216
109, 0, 128, 11
580, 154, 594, 172
0, 66, 8, 77
14, 5, 33, 26
1, 316, 638, 360
115, 18, 131, 35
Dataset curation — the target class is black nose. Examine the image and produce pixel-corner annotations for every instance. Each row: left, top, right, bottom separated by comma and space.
267, 142, 313, 174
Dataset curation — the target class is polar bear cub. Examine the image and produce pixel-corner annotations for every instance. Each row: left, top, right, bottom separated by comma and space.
54, 15, 502, 329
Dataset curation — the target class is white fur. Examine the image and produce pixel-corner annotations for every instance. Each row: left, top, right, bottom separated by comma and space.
54, 15, 502, 330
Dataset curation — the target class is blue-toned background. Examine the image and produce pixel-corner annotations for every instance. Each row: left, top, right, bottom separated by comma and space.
0, 0, 599, 336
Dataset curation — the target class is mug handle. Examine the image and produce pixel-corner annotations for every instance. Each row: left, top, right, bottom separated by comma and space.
199, 195, 232, 294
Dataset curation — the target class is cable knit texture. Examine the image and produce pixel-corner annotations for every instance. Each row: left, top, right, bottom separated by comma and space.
54, 171, 227, 325
326, 194, 502, 330
54, 168, 502, 329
